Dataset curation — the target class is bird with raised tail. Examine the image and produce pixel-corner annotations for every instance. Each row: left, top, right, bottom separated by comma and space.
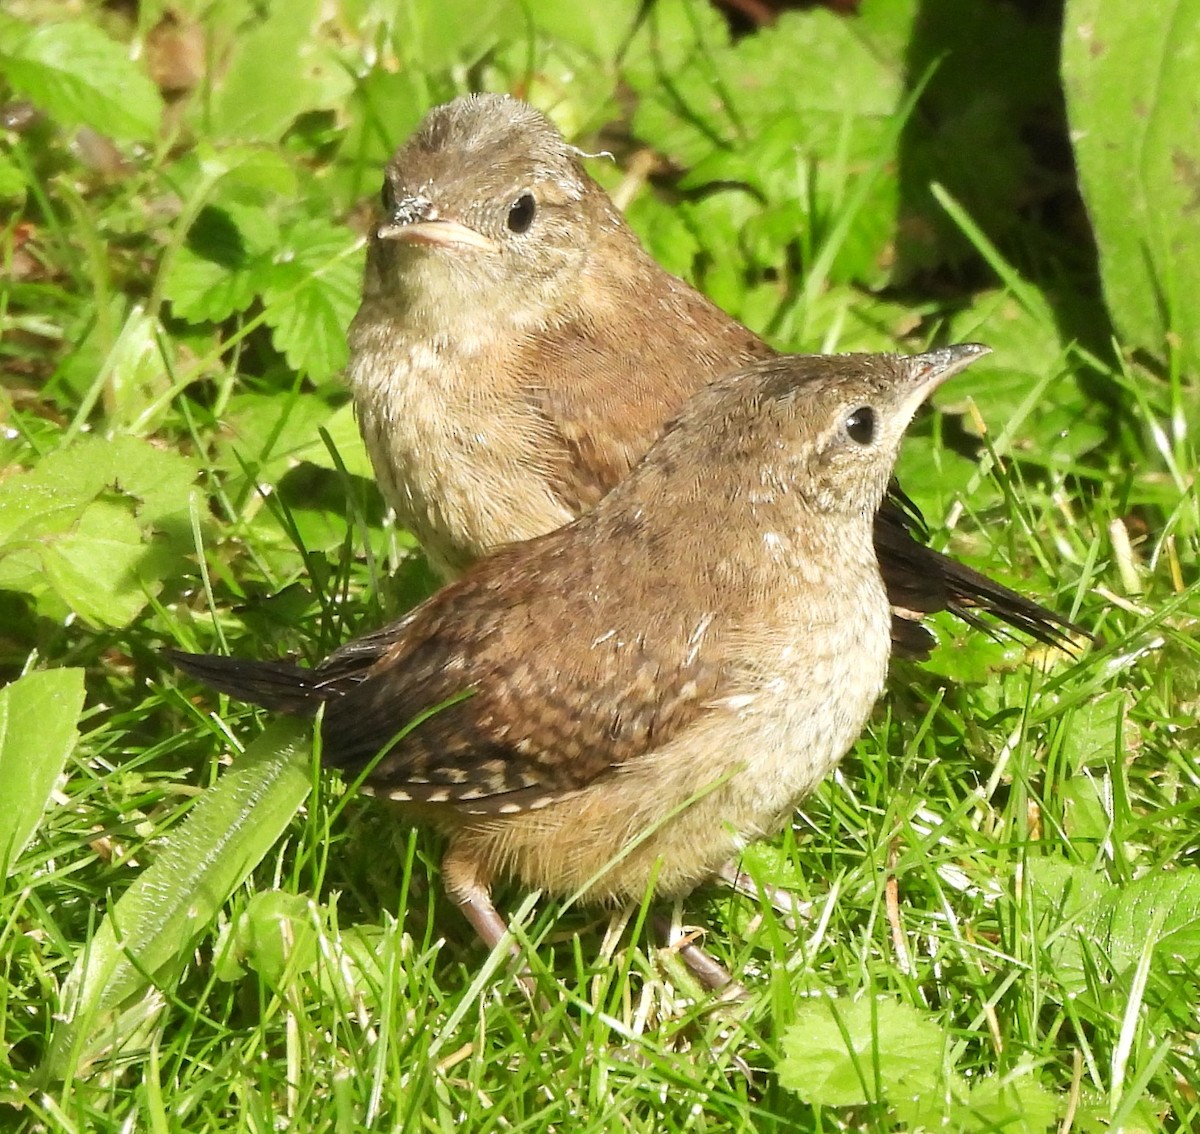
174, 345, 991, 985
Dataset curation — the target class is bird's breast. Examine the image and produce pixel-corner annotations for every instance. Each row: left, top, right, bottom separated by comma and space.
348, 329, 573, 576
452, 571, 894, 906
698, 573, 893, 830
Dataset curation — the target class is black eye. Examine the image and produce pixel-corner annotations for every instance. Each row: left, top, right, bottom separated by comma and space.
506, 193, 536, 233
845, 407, 875, 444
380, 179, 395, 213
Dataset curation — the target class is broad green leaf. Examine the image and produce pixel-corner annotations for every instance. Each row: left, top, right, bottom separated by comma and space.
784, 997, 1062, 1127
160, 152, 298, 325
629, 5, 904, 289
959, 1074, 1061, 1132
0, 436, 199, 628
627, 0, 1053, 286
222, 890, 319, 985
897, 1069, 1062, 1131
313, 923, 392, 1007
261, 218, 364, 380
230, 399, 374, 484
622, 0, 731, 102
391, 0, 525, 75
163, 202, 281, 325
778, 996, 948, 1107
205, 0, 352, 142
1107, 871, 1200, 975
44, 718, 312, 1080
34, 500, 159, 627
0, 16, 162, 142
1063, 0, 1200, 370
139, 0, 254, 22
214, 391, 358, 497
1060, 775, 1114, 848
478, 0, 641, 122
1072, 1088, 1167, 1134
1028, 859, 1112, 996
207, 0, 353, 141
523, 0, 641, 62
311, 403, 375, 481
941, 289, 1107, 468
213, 899, 395, 1011
1030, 861, 1200, 996
1058, 689, 1128, 773
164, 242, 272, 326
0, 668, 86, 876
208, 148, 299, 198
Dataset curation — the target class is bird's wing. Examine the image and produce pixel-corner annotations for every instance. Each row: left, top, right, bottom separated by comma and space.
319, 541, 729, 815
520, 281, 1080, 658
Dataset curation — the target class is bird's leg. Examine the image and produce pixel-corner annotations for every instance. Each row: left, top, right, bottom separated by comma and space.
652, 906, 744, 998
441, 841, 537, 994
441, 844, 746, 998
713, 859, 808, 931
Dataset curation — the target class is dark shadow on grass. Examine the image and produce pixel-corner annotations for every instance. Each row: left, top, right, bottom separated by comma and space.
894, 1, 1105, 335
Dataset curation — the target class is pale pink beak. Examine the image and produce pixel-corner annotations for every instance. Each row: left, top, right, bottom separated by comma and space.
376, 218, 497, 252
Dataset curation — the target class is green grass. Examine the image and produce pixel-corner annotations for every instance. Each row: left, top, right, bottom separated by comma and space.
3, 1, 1200, 1131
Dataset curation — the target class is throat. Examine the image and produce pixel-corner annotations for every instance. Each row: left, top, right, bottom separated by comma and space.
359, 251, 570, 360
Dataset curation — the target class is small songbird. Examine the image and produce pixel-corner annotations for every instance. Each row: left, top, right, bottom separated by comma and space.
347, 93, 1078, 657
174, 346, 986, 975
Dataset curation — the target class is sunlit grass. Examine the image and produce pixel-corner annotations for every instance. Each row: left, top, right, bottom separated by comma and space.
3, 1, 1199, 1131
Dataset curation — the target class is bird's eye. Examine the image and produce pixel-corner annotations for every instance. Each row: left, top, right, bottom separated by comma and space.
506, 193, 537, 234
845, 407, 876, 445
380, 179, 396, 214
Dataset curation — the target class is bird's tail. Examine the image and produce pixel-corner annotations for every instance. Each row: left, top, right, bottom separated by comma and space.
882, 535, 1086, 654
938, 549, 1085, 650
874, 499, 1086, 654
168, 649, 334, 716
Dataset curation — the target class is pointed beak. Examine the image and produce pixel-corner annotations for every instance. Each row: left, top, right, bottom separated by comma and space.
376, 218, 497, 252
897, 342, 990, 417
907, 343, 991, 385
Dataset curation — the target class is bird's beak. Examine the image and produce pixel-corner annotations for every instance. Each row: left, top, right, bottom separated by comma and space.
908, 343, 991, 385
376, 218, 497, 252
898, 342, 990, 416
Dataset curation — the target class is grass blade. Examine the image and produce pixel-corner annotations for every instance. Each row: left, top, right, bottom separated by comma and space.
0, 668, 85, 877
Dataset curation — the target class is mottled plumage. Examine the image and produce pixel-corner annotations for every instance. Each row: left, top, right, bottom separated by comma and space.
174, 346, 991, 972
347, 93, 1079, 656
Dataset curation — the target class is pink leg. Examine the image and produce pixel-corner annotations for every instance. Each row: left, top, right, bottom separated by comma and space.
714, 860, 806, 930
442, 840, 538, 995
652, 911, 745, 997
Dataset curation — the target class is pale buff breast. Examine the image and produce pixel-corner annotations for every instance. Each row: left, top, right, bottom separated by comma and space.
348, 329, 574, 576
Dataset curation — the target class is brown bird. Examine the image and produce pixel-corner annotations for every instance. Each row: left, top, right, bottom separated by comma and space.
174, 346, 986, 981
347, 93, 1078, 657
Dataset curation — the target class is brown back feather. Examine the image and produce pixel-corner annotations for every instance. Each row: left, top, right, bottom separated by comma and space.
319, 537, 729, 815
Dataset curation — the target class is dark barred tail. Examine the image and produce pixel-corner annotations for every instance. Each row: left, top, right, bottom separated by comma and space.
937, 547, 1083, 649
873, 506, 1086, 657
168, 649, 333, 716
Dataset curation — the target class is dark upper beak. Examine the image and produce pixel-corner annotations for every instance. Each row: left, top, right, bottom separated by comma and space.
376, 196, 496, 252
890, 343, 992, 425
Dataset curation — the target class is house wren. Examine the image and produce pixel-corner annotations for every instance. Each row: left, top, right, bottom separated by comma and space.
347, 93, 1078, 657
174, 346, 987, 975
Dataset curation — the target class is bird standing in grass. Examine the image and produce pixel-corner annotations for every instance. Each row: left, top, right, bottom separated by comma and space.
174, 346, 989, 982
